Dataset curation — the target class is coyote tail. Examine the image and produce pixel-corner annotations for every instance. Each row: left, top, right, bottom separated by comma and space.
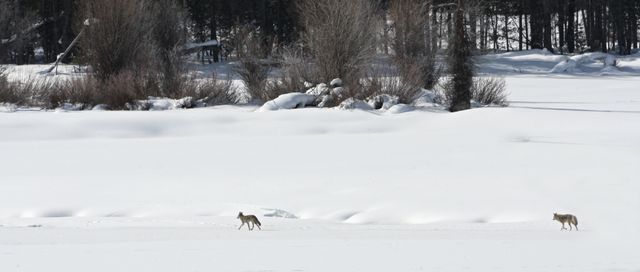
255, 217, 262, 227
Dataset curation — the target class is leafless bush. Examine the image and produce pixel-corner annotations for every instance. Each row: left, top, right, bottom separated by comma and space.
234, 59, 271, 103
97, 71, 158, 110
389, 0, 440, 90
297, 0, 380, 88
231, 25, 272, 103
44, 77, 100, 109
437, 76, 508, 107
80, 0, 155, 80
361, 65, 422, 103
1, 68, 59, 106
471, 77, 508, 106
263, 78, 302, 102
151, 0, 188, 98
260, 46, 318, 100
182, 73, 237, 106
396, 56, 442, 90
435, 77, 455, 106
278, 46, 317, 89
390, 0, 428, 59
0, 67, 25, 104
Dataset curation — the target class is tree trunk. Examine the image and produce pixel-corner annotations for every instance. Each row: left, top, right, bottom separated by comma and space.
529, 0, 544, 49
542, 0, 553, 51
519, 10, 523, 51
505, 13, 510, 51
448, 0, 472, 112
210, 0, 219, 62
558, 0, 565, 53
566, 0, 575, 53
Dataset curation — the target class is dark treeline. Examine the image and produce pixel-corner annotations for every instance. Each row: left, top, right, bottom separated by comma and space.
477, 0, 639, 54
1, 0, 639, 65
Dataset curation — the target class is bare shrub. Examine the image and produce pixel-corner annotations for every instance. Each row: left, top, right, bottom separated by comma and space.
234, 59, 271, 103
362, 65, 422, 104
182, 73, 237, 106
297, 0, 380, 89
278, 46, 317, 90
44, 77, 100, 109
151, 0, 189, 98
0, 68, 63, 106
0, 67, 26, 104
80, 0, 155, 80
389, 0, 440, 90
260, 47, 318, 100
231, 25, 272, 103
263, 77, 302, 102
98, 71, 157, 110
471, 77, 508, 106
436, 76, 508, 107
396, 56, 442, 90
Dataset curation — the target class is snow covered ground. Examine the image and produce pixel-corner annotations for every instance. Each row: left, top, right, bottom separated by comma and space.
1, 51, 640, 271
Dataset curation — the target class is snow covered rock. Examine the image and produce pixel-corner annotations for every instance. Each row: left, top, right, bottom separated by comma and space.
134, 97, 194, 111
330, 87, 346, 97
367, 94, 399, 110
55, 103, 86, 112
338, 98, 374, 110
413, 89, 442, 105
302, 83, 349, 108
387, 104, 414, 114
305, 83, 330, 96
330, 78, 343, 87
316, 94, 334, 108
91, 104, 109, 111
259, 93, 318, 111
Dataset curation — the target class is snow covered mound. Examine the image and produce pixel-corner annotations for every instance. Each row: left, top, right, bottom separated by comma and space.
477, 49, 640, 75
133, 97, 195, 111
258, 93, 317, 111
337, 98, 373, 110
0, 103, 18, 113
550, 52, 619, 74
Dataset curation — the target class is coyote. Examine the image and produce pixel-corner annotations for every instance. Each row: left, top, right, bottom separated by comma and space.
553, 213, 578, 231
237, 212, 262, 230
